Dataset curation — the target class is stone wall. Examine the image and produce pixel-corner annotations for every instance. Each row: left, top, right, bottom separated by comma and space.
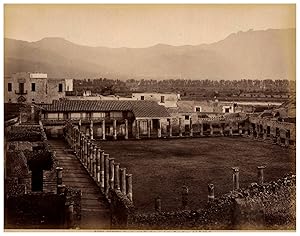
5, 193, 66, 229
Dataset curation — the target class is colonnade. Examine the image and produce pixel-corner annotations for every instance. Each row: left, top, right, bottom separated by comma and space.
64, 122, 133, 202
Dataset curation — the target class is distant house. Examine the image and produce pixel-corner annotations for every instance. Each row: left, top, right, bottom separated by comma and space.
4, 72, 73, 104
132, 92, 179, 108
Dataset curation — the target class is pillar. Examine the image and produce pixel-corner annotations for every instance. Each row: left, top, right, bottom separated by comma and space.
67, 202, 74, 228
120, 168, 127, 195
208, 184, 215, 202
93, 145, 97, 178
57, 184, 66, 195
179, 118, 183, 137
136, 120, 140, 139
89, 142, 93, 173
102, 119, 106, 140
126, 174, 133, 202
113, 119, 117, 140
158, 119, 162, 138
220, 124, 224, 136
210, 123, 213, 136
232, 167, 239, 190
104, 154, 110, 195
96, 148, 101, 183
100, 150, 105, 189
83, 138, 87, 166
182, 185, 189, 209
257, 166, 266, 185
155, 197, 161, 212
90, 120, 94, 140
124, 119, 129, 140
114, 163, 120, 190
78, 119, 82, 131
238, 123, 243, 135
56, 167, 63, 185
189, 118, 193, 137
169, 118, 172, 137
200, 122, 204, 136
109, 158, 115, 189
229, 123, 233, 136
147, 119, 151, 138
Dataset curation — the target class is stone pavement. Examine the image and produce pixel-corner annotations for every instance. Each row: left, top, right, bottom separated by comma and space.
49, 139, 111, 230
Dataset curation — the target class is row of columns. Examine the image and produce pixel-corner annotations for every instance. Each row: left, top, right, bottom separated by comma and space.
64, 122, 133, 202
78, 119, 129, 140
248, 122, 291, 148
153, 165, 267, 212
72, 118, 246, 141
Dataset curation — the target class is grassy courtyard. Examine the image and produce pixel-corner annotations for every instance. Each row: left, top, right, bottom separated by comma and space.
97, 137, 295, 213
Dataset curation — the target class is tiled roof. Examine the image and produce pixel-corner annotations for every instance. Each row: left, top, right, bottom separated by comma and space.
42, 100, 170, 118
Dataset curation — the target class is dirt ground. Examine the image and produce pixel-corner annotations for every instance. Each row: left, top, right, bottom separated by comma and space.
97, 137, 295, 213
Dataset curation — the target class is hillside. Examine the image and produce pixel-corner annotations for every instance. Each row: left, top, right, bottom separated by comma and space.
4, 28, 295, 80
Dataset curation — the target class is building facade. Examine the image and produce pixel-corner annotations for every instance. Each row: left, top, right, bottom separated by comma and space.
132, 92, 179, 108
4, 72, 73, 104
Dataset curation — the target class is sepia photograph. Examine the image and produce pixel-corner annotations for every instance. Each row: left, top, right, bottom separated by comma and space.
3, 2, 296, 231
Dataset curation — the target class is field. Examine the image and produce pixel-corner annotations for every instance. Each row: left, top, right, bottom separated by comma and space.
97, 137, 295, 213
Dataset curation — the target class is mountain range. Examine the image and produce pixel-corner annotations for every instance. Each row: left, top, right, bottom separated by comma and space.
4, 28, 295, 80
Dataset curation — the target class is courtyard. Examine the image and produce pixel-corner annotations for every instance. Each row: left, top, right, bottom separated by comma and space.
97, 137, 295, 212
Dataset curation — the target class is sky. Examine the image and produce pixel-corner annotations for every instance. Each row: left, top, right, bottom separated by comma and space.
4, 4, 295, 48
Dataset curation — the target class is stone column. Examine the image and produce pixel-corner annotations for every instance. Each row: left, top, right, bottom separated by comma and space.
56, 167, 63, 186
109, 158, 115, 189
147, 119, 151, 138
155, 197, 161, 212
285, 130, 290, 147
120, 168, 127, 195
78, 119, 82, 131
83, 138, 87, 166
200, 122, 204, 136
102, 119, 106, 140
136, 120, 140, 139
257, 166, 266, 185
238, 123, 243, 135
113, 119, 117, 140
114, 163, 120, 190
220, 124, 224, 136
182, 185, 189, 209
93, 145, 97, 178
89, 142, 93, 173
100, 150, 105, 189
96, 148, 101, 183
232, 167, 240, 190
208, 184, 215, 202
124, 119, 129, 140
229, 123, 233, 136
169, 118, 172, 137
104, 154, 110, 195
157, 119, 162, 138
179, 118, 183, 137
210, 123, 214, 136
126, 174, 133, 202
90, 120, 94, 140
189, 118, 193, 137
57, 184, 66, 195
30, 105, 35, 121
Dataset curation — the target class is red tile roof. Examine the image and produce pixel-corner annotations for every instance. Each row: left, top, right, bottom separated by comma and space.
42, 100, 170, 118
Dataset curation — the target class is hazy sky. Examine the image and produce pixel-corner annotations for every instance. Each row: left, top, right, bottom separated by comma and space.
4, 4, 295, 48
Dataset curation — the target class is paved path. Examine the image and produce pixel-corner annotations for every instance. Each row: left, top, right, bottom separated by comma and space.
49, 139, 111, 230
